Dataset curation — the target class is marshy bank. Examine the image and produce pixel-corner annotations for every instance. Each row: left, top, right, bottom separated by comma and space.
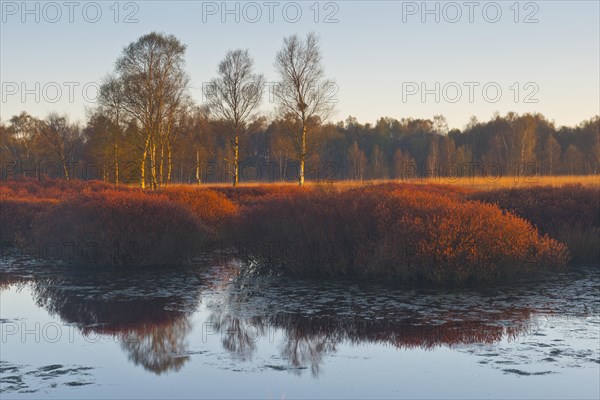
0, 180, 597, 284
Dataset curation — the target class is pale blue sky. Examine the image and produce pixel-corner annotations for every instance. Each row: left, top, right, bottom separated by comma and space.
1, 0, 599, 129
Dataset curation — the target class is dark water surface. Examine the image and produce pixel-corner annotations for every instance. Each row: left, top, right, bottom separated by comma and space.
1, 255, 599, 399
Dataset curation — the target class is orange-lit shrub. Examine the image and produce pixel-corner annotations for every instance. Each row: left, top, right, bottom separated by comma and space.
213, 184, 312, 206
470, 185, 600, 265
33, 190, 206, 266
235, 184, 568, 282
159, 186, 238, 233
0, 180, 575, 279
367, 188, 567, 282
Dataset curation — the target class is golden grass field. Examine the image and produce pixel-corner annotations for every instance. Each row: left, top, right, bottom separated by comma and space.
396, 175, 600, 190
190, 175, 600, 191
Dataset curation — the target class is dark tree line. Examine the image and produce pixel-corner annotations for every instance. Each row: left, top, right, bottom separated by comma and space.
2, 110, 598, 184
1, 33, 598, 185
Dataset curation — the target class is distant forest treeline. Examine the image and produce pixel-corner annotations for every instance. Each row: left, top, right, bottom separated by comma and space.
4, 31, 597, 186
1, 110, 598, 184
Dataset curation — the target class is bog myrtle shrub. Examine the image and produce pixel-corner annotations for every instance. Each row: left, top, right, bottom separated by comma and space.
470, 185, 599, 265
0, 180, 575, 278
213, 184, 312, 206
159, 186, 238, 233
33, 190, 206, 266
0, 198, 55, 245
235, 185, 569, 282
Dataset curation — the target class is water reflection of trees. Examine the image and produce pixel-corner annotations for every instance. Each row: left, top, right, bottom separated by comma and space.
206, 309, 533, 377
1, 266, 204, 375
206, 313, 266, 361
3, 262, 595, 378
206, 271, 537, 377
0, 271, 28, 289
120, 318, 191, 374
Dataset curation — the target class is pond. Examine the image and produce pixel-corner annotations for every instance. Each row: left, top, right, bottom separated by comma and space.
1, 254, 599, 399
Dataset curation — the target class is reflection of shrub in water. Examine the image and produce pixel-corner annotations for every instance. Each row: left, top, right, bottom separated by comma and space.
26, 270, 202, 375
0, 270, 32, 290
206, 310, 534, 378
207, 271, 535, 377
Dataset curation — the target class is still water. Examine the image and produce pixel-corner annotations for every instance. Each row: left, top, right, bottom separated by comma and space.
1, 255, 599, 399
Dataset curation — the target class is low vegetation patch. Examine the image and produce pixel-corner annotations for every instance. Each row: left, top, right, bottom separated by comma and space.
33, 190, 206, 266
159, 186, 238, 236
211, 184, 313, 206
470, 185, 600, 265
0, 197, 56, 246
2, 180, 591, 282
234, 185, 568, 283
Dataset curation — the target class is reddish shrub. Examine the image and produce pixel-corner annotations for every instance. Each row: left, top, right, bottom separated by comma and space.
213, 184, 313, 206
0, 180, 576, 279
158, 186, 238, 233
366, 188, 567, 282
0, 198, 56, 245
33, 190, 207, 266
469, 185, 599, 232
235, 184, 569, 283
470, 185, 600, 265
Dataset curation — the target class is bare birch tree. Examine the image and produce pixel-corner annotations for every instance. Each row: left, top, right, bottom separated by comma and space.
205, 49, 264, 186
274, 32, 335, 186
